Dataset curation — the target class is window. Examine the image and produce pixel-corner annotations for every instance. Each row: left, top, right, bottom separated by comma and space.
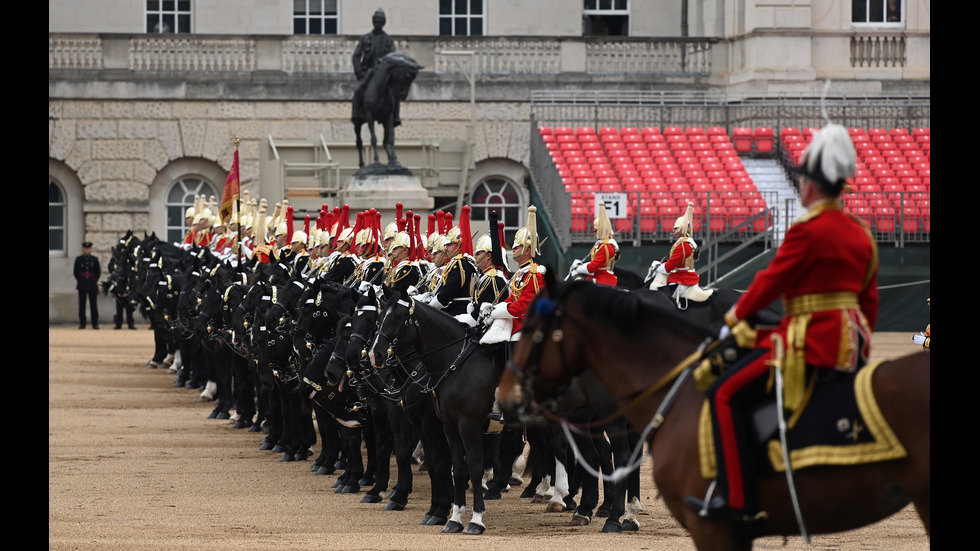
852, 0, 902, 23
439, 0, 484, 36
49, 179, 66, 252
470, 177, 522, 246
146, 0, 192, 34
293, 0, 339, 35
166, 177, 217, 244
584, 0, 629, 36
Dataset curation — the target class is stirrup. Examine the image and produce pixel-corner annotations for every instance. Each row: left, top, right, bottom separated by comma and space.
684, 479, 724, 517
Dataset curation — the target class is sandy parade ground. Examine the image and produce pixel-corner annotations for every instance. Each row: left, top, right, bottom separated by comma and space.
49, 325, 929, 551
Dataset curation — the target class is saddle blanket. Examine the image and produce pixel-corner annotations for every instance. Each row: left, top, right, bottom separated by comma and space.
697, 359, 908, 478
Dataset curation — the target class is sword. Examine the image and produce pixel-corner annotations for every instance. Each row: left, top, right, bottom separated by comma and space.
769, 333, 810, 543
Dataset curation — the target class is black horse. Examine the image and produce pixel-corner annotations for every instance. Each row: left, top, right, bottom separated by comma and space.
326, 287, 453, 523
368, 292, 523, 534
353, 52, 422, 171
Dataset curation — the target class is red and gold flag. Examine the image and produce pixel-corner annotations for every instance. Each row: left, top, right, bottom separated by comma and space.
219, 147, 240, 224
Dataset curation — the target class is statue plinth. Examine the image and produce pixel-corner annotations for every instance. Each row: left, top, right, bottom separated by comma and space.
341, 171, 434, 223
354, 162, 414, 178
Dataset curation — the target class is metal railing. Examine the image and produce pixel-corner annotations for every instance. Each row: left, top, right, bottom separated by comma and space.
530, 90, 930, 135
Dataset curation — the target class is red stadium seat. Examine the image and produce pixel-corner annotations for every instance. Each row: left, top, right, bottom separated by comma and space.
706, 126, 728, 137
733, 127, 753, 154
639, 206, 657, 233
570, 206, 589, 232
554, 126, 574, 136
663, 126, 683, 136
753, 127, 775, 154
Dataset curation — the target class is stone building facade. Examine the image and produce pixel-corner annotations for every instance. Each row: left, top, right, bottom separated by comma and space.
48, 0, 930, 323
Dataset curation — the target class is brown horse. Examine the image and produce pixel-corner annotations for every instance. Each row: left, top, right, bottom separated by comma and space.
498, 276, 930, 551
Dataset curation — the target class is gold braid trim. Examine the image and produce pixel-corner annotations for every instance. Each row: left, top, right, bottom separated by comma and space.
781, 292, 859, 411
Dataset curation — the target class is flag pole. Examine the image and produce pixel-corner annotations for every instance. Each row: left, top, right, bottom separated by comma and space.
236, 137, 243, 268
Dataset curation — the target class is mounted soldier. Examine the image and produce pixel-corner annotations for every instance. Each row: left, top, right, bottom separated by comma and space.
352, 8, 398, 128
688, 122, 879, 524
569, 206, 619, 286
417, 206, 478, 319
648, 201, 714, 309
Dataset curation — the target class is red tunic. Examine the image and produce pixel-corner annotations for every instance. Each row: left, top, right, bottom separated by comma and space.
664, 237, 699, 285
504, 260, 546, 335
586, 239, 618, 287
731, 199, 879, 376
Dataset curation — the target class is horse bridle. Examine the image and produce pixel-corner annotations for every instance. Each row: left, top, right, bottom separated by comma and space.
507, 292, 709, 430
373, 297, 476, 393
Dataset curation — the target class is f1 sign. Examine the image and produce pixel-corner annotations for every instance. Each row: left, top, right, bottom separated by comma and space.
594, 193, 627, 219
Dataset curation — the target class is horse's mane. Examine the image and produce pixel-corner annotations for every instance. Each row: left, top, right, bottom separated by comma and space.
552, 279, 713, 341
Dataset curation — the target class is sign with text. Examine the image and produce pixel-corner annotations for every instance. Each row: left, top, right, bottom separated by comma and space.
594, 193, 627, 219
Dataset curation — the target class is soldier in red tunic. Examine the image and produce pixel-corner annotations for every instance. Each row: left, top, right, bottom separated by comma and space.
687, 123, 879, 522
652, 201, 701, 308
483, 206, 546, 341
569, 205, 619, 286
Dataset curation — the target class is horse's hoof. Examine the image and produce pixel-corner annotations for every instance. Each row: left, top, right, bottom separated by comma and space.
621, 519, 640, 532
358, 476, 375, 487
214, 411, 230, 420
310, 462, 321, 473
279, 453, 295, 462
418, 462, 428, 472
545, 500, 567, 513
361, 493, 383, 504
248, 423, 263, 433
601, 520, 623, 533
207, 409, 218, 419
425, 515, 448, 526
570, 513, 591, 526
386, 489, 398, 500
530, 494, 548, 504
596, 502, 612, 518
334, 460, 346, 470
271, 444, 287, 454
261, 424, 271, 435
258, 441, 274, 451
232, 419, 252, 429
315, 465, 333, 475
442, 520, 464, 533
384, 499, 406, 511
419, 514, 431, 525
339, 484, 360, 494
564, 496, 578, 510
520, 487, 537, 499
464, 523, 486, 535
485, 489, 502, 500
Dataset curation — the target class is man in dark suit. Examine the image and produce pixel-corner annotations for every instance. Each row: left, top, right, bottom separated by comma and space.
74, 241, 101, 329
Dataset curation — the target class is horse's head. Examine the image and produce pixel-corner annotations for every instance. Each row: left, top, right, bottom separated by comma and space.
322, 315, 356, 387
376, 52, 422, 100
368, 291, 414, 369
500, 270, 715, 426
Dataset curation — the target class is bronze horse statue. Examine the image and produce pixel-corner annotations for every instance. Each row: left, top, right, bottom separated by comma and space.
352, 52, 422, 172
498, 275, 930, 551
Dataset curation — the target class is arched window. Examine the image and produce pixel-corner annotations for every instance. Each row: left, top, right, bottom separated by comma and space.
49, 178, 66, 252
166, 177, 218, 244
470, 176, 523, 246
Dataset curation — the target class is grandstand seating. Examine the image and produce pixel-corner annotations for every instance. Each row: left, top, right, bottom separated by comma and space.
539, 125, 929, 240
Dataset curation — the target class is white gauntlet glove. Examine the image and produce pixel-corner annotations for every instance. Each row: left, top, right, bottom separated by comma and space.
655, 262, 668, 275
489, 302, 512, 320
478, 302, 495, 325
912, 332, 926, 345
571, 262, 591, 278
718, 324, 731, 340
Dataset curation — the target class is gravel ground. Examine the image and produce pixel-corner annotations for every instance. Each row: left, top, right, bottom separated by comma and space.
49, 325, 930, 551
